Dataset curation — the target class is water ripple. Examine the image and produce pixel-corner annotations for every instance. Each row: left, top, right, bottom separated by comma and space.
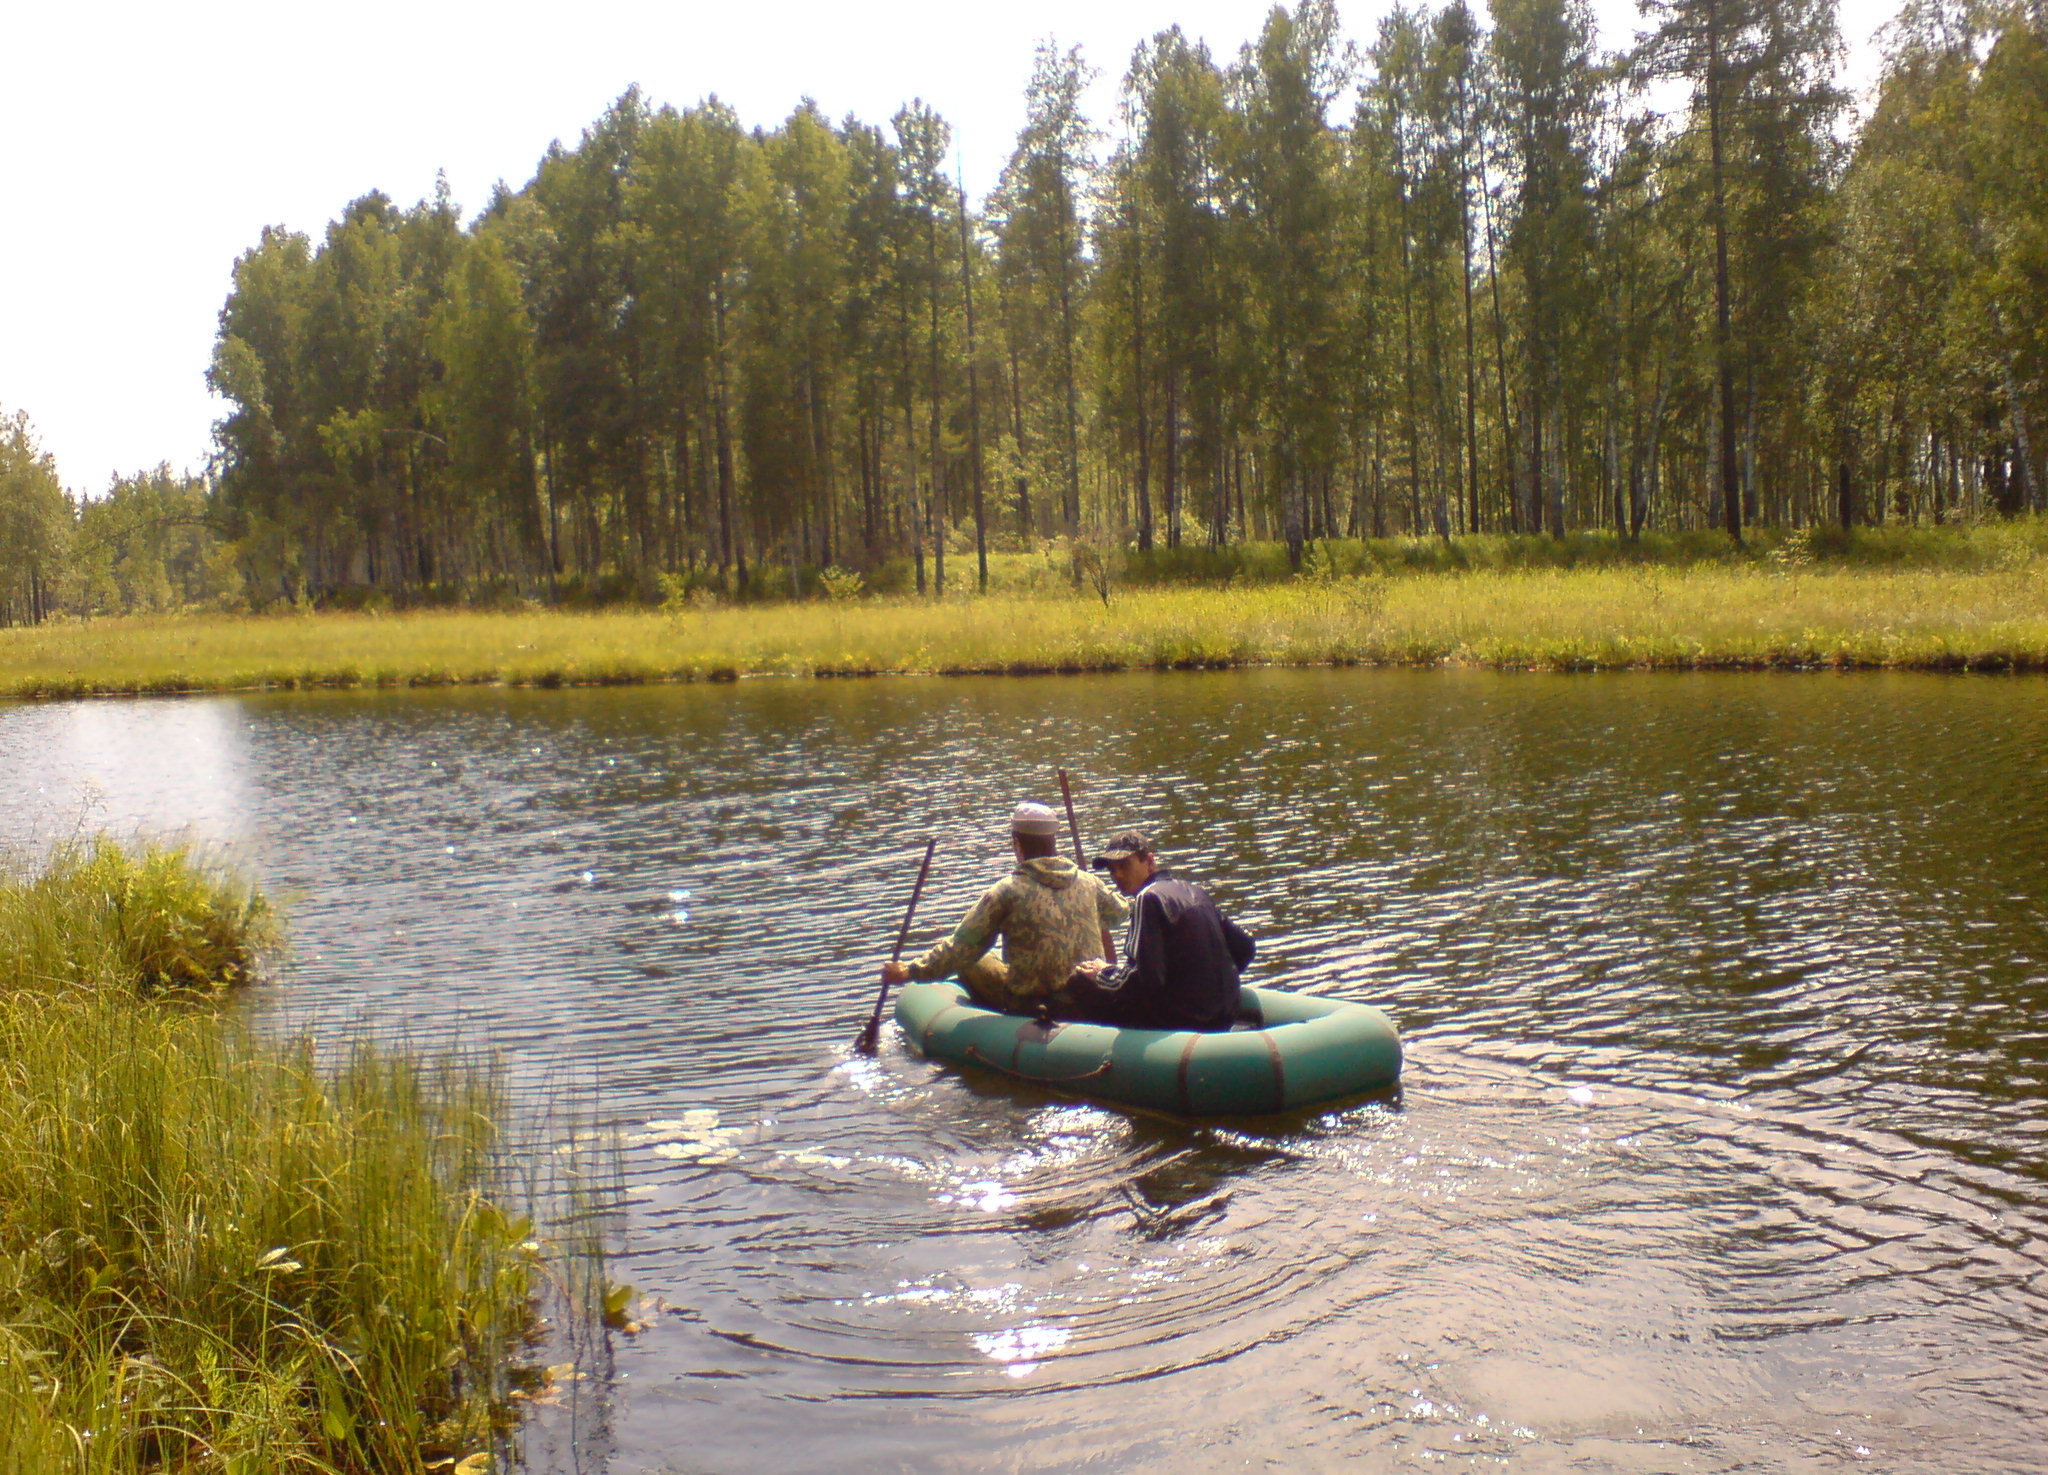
6, 671, 2048, 1471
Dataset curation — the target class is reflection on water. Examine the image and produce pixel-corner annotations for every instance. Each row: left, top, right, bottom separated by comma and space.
0, 697, 253, 844
5, 670, 2047, 1472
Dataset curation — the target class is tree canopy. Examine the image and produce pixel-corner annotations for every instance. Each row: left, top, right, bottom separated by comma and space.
5, 0, 2046, 620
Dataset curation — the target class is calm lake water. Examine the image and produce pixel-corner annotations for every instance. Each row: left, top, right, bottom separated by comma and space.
4, 670, 2046, 1472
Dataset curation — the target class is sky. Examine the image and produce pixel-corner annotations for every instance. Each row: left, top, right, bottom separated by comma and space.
1, 0, 1897, 498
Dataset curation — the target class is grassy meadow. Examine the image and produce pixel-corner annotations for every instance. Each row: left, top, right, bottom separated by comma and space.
10, 526, 2048, 698
0, 839, 605, 1472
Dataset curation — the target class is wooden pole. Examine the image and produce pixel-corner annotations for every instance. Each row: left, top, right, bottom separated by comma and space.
855, 837, 937, 1054
1058, 769, 1118, 965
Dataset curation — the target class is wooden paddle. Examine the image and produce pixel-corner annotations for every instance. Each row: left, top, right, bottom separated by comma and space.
1058, 769, 1118, 965
855, 836, 937, 1055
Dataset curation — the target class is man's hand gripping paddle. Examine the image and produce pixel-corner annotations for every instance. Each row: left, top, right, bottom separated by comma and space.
855, 837, 937, 1056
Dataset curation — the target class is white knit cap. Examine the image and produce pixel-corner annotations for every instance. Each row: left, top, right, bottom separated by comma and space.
1010, 802, 1060, 836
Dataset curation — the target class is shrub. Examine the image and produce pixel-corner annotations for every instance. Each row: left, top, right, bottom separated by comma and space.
817, 566, 866, 602
0, 838, 273, 995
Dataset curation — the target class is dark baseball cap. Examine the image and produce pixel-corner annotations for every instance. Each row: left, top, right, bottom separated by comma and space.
1091, 829, 1154, 868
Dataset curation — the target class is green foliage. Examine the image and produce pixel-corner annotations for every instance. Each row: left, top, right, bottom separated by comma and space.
817, 566, 866, 601
15, 1, 2048, 618
994, 42, 1098, 541
1812, 9, 2048, 528
0, 841, 608, 1472
1767, 526, 1819, 575
0, 838, 273, 995
0, 409, 70, 627
73, 467, 243, 615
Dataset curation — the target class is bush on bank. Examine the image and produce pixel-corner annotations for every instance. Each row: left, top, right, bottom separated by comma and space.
0, 841, 574, 1473
1, 838, 273, 995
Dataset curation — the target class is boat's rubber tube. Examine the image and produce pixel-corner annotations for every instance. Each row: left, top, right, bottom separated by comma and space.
893, 983, 1402, 1116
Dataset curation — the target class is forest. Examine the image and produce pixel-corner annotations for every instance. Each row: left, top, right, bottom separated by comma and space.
3, 0, 2045, 622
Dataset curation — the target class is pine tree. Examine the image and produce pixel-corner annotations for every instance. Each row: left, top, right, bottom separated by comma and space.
995, 42, 1098, 538
1127, 29, 1232, 547
1491, 0, 1600, 537
1233, 0, 1351, 564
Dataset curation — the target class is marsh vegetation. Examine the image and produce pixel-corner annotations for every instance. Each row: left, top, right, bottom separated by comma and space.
8, 526, 2048, 699
0, 840, 604, 1472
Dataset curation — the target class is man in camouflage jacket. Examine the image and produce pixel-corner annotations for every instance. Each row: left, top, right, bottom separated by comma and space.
882, 803, 1128, 1014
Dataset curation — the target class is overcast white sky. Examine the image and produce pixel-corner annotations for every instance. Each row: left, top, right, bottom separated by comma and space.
2, 0, 1895, 496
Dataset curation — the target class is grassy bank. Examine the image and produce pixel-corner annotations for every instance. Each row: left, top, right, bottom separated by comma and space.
0, 840, 588, 1472
7, 556, 2048, 698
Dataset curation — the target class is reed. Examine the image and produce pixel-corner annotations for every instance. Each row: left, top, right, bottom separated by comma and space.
0, 842, 599, 1473
7, 554, 2048, 699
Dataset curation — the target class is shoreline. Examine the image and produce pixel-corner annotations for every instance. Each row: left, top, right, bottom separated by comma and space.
11, 646, 2048, 703
9, 566, 2048, 700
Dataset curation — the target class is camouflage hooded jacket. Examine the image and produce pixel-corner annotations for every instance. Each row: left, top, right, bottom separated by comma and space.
907, 856, 1129, 994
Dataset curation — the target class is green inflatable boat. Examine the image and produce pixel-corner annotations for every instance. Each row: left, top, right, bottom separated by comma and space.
893, 982, 1401, 1116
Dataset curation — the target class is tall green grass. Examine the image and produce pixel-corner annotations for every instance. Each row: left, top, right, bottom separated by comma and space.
1, 837, 272, 994
0, 841, 605, 1473
8, 553, 2048, 698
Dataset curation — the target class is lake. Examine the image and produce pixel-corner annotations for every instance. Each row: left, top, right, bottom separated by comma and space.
4, 669, 2044, 1472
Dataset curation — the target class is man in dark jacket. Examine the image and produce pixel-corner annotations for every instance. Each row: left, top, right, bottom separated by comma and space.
1062, 829, 1253, 1032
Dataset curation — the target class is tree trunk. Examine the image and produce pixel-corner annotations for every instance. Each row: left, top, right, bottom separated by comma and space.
998, 271, 1032, 539
900, 308, 924, 596
2002, 351, 2039, 511
1397, 159, 1422, 537
713, 287, 738, 584
807, 358, 831, 566
1707, 0, 1743, 546
1131, 198, 1153, 554
1606, 403, 1622, 534
957, 181, 989, 591
1164, 374, 1182, 549
1056, 210, 1083, 536
1633, 361, 1669, 540
1478, 123, 1517, 533
925, 212, 946, 597
1371, 418, 1388, 539
1458, 216, 1479, 536
857, 414, 874, 557
1283, 462, 1306, 570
